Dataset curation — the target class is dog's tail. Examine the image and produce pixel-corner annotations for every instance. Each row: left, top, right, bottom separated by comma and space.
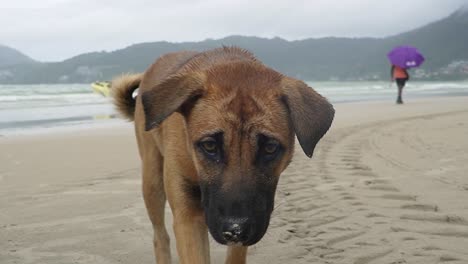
111, 73, 142, 121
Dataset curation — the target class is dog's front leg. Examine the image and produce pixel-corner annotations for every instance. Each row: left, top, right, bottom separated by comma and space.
225, 245, 247, 264
172, 210, 210, 264
165, 171, 210, 264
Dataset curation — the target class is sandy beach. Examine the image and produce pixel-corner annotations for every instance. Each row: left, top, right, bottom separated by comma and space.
1, 96, 468, 264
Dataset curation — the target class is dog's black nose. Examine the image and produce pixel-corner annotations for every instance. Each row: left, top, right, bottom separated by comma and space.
221, 218, 249, 243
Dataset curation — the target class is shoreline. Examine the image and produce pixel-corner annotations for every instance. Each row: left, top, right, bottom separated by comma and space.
2, 80, 468, 135
2, 94, 468, 139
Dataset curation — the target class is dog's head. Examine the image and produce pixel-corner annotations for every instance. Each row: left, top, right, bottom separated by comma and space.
142, 62, 334, 246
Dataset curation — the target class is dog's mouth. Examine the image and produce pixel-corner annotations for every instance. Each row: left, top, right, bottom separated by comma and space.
200, 182, 275, 246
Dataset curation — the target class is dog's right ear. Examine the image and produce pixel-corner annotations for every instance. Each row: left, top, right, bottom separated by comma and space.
281, 77, 335, 158
141, 72, 205, 131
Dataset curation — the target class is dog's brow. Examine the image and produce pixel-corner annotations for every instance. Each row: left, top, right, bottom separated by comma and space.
247, 124, 288, 146
196, 129, 224, 141
256, 131, 283, 142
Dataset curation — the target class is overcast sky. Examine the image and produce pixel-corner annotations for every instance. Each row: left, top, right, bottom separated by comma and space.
1, 0, 466, 62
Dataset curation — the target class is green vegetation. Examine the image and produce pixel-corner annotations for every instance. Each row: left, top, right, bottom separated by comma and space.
1, 8, 467, 84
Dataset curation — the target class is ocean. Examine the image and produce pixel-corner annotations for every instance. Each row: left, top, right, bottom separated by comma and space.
1, 81, 468, 135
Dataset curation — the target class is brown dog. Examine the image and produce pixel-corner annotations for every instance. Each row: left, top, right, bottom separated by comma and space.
112, 47, 334, 264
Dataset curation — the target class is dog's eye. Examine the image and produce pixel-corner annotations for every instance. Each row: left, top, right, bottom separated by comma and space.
197, 133, 224, 162
200, 139, 218, 154
264, 141, 279, 154
257, 135, 282, 163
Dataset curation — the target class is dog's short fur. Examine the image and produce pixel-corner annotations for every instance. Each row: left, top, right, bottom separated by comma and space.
112, 47, 334, 264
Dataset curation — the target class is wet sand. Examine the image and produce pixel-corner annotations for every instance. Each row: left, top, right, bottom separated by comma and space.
1, 96, 468, 264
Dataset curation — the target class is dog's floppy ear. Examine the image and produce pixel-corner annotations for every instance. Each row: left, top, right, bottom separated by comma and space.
281, 77, 335, 158
141, 72, 205, 131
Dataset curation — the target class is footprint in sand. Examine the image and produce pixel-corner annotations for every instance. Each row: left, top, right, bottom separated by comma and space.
380, 194, 416, 201
401, 204, 438, 212
400, 213, 468, 226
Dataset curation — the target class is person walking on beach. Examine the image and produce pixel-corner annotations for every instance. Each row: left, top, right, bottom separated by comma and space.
391, 65, 409, 104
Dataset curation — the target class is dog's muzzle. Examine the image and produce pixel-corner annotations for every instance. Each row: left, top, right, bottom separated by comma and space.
201, 182, 275, 246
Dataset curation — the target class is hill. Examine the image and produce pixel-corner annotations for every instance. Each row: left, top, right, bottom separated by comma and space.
0, 45, 35, 67
1, 6, 467, 84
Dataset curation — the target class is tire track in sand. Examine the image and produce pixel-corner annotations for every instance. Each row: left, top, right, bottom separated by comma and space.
249, 109, 468, 264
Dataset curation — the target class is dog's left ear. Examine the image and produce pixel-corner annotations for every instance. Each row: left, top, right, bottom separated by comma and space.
281, 77, 335, 158
141, 72, 205, 131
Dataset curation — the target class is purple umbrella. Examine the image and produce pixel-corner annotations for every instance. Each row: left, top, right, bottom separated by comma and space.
387, 46, 425, 69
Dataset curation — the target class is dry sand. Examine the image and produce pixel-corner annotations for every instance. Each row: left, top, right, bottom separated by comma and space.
1, 96, 468, 264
